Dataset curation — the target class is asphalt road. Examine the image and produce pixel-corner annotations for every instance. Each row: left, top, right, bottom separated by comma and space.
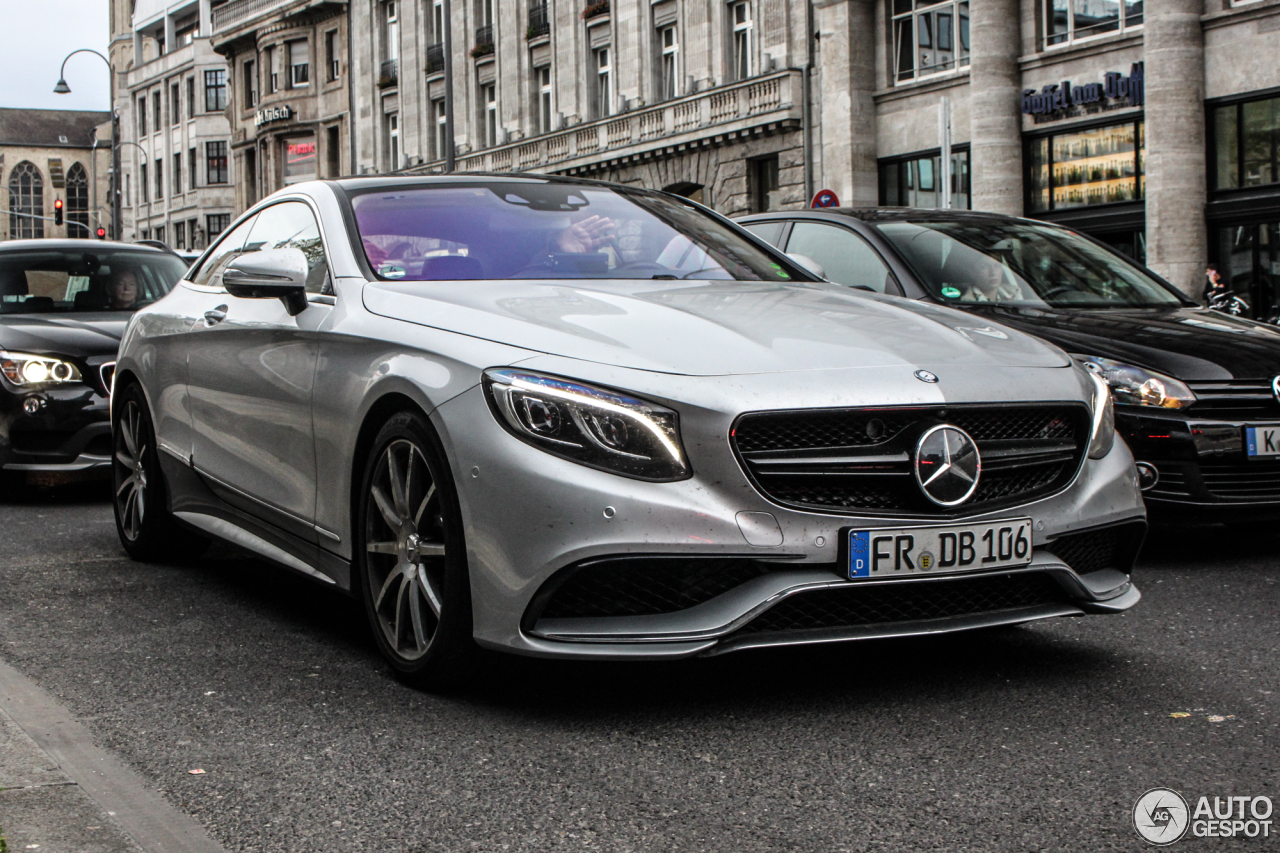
0, 483, 1276, 852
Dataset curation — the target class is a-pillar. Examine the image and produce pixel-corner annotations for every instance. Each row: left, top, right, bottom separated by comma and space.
968, 0, 1023, 215
815, 0, 877, 206
1143, 0, 1206, 298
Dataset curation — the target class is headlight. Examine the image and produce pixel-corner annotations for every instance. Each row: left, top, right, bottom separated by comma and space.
0, 351, 83, 386
1087, 371, 1116, 460
483, 369, 691, 481
1070, 354, 1195, 409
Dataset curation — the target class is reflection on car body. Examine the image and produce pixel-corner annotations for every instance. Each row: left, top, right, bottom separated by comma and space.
112, 176, 1146, 687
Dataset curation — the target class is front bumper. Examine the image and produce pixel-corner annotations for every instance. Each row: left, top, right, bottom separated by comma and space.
1120, 407, 1280, 520
435, 379, 1147, 661
0, 373, 113, 476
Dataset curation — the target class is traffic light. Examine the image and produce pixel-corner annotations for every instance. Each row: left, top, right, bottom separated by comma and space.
53, 197, 63, 226
96, 227, 107, 240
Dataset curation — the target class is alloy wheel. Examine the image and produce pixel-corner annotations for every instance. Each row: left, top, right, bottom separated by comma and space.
364, 438, 447, 661
114, 400, 148, 542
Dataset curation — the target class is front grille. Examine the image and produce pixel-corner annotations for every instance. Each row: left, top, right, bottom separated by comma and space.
732, 404, 1090, 516
1186, 380, 1280, 419
1146, 462, 1191, 499
1042, 521, 1146, 575
536, 557, 785, 619
735, 572, 1069, 635
1200, 460, 1280, 501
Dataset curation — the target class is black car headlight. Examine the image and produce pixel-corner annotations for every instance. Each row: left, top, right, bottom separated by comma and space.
1071, 353, 1195, 409
1087, 371, 1116, 460
483, 369, 691, 481
0, 351, 83, 386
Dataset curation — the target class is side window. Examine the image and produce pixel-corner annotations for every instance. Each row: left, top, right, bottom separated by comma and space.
785, 222, 898, 294
190, 214, 258, 288
243, 201, 331, 294
742, 221, 785, 247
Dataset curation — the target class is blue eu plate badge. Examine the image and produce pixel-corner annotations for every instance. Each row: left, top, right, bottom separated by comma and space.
848, 531, 870, 578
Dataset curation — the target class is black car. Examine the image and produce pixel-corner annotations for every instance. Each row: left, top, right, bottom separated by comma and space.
738, 208, 1280, 521
1, 240, 188, 485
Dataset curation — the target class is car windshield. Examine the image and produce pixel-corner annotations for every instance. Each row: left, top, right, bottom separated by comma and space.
873, 219, 1184, 308
349, 181, 803, 282
0, 248, 186, 314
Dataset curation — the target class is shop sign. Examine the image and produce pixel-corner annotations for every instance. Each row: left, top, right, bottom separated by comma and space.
255, 105, 294, 127
1022, 63, 1143, 124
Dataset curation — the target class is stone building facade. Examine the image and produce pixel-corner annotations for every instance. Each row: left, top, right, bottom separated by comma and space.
211, 0, 351, 213
117, 0, 238, 250
0, 109, 112, 242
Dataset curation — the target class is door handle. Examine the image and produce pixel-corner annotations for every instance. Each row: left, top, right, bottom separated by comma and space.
203, 305, 228, 326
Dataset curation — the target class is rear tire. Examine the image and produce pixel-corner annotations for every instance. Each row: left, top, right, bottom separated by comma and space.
355, 411, 476, 689
111, 383, 191, 561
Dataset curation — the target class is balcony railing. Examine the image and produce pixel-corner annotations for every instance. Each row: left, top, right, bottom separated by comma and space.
379, 58, 399, 88
212, 0, 287, 32
472, 24, 494, 58
425, 42, 444, 74
527, 3, 550, 39
407, 69, 799, 177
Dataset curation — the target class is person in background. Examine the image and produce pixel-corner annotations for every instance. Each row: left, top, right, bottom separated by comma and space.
1203, 264, 1229, 305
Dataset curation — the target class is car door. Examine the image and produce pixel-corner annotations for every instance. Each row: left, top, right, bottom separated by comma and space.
186, 201, 333, 541
783, 222, 902, 295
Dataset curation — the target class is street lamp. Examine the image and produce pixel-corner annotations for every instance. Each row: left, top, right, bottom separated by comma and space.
53, 49, 119, 241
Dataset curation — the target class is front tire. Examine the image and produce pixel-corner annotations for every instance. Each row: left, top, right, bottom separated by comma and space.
112, 383, 184, 561
355, 411, 475, 688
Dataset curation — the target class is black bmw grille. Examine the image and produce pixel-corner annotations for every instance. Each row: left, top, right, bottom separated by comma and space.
735, 572, 1069, 635
536, 557, 785, 619
1042, 521, 1146, 576
731, 404, 1090, 515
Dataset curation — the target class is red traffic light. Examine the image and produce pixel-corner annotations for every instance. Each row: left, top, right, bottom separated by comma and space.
53, 196, 63, 226
96, 227, 107, 239
53, 198, 63, 210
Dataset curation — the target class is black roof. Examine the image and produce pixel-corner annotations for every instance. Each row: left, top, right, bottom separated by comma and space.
0, 108, 111, 149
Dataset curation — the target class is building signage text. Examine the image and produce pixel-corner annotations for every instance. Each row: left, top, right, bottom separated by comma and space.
1022, 63, 1144, 123
255, 105, 294, 127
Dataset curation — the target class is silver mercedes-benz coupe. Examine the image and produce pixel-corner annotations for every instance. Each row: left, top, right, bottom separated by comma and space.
112, 175, 1146, 686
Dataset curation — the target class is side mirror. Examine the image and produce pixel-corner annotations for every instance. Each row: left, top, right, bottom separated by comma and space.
786, 252, 827, 280
223, 248, 309, 315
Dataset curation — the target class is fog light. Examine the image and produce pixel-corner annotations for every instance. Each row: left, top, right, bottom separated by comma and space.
22, 396, 44, 415
1135, 461, 1159, 491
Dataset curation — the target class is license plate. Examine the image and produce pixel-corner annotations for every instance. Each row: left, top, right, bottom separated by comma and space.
846, 518, 1033, 580
1245, 425, 1280, 458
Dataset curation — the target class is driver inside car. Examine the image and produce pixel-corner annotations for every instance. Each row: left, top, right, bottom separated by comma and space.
961, 260, 1022, 303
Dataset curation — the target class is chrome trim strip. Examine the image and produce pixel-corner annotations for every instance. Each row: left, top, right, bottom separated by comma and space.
174, 511, 336, 584
314, 525, 341, 542
193, 464, 317, 532
3, 453, 111, 472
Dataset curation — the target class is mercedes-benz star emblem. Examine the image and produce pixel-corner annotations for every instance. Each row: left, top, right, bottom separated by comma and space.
914, 424, 981, 506
1272, 375, 1280, 404
914, 370, 939, 383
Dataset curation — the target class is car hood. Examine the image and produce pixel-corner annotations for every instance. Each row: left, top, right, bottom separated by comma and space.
0, 313, 129, 359
364, 279, 1070, 376
964, 304, 1280, 381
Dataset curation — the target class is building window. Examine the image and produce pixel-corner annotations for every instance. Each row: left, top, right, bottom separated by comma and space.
175, 220, 186, 250
66, 162, 89, 237
730, 1, 752, 81
538, 66, 553, 134
326, 30, 340, 81
141, 163, 149, 203
485, 83, 498, 147
175, 14, 198, 46
137, 96, 147, 135
205, 69, 226, 111
207, 213, 231, 241
267, 46, 278, 93
125, 173, 131, 207
880, 148, 972, 209
206, 141, 229, 184
385, 1, 400, 64
170, 82, 180, 126
433, 0, 445, 41
1045, 0, 1142, 48
326, 125, 341, 177
244, 60, 258, 107
594, 47, 612, 119
386, 113, 400, 170
659, 25, 679, 100
1212, 94, 1280, 191
751, 156, 779, 212
1026, 120, 1144, 211
8, 161, 43, 240
173, 152, 182, 195
289, 40, 309, 87
284, 136, 318, 184
155, 158, 164, 200
153, 91, 162, 130
433, 98, 448, 160
189, 147, 197, 190
892, 0, 970, 83
155, 225, 165, 245
187, 77, 195, 119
